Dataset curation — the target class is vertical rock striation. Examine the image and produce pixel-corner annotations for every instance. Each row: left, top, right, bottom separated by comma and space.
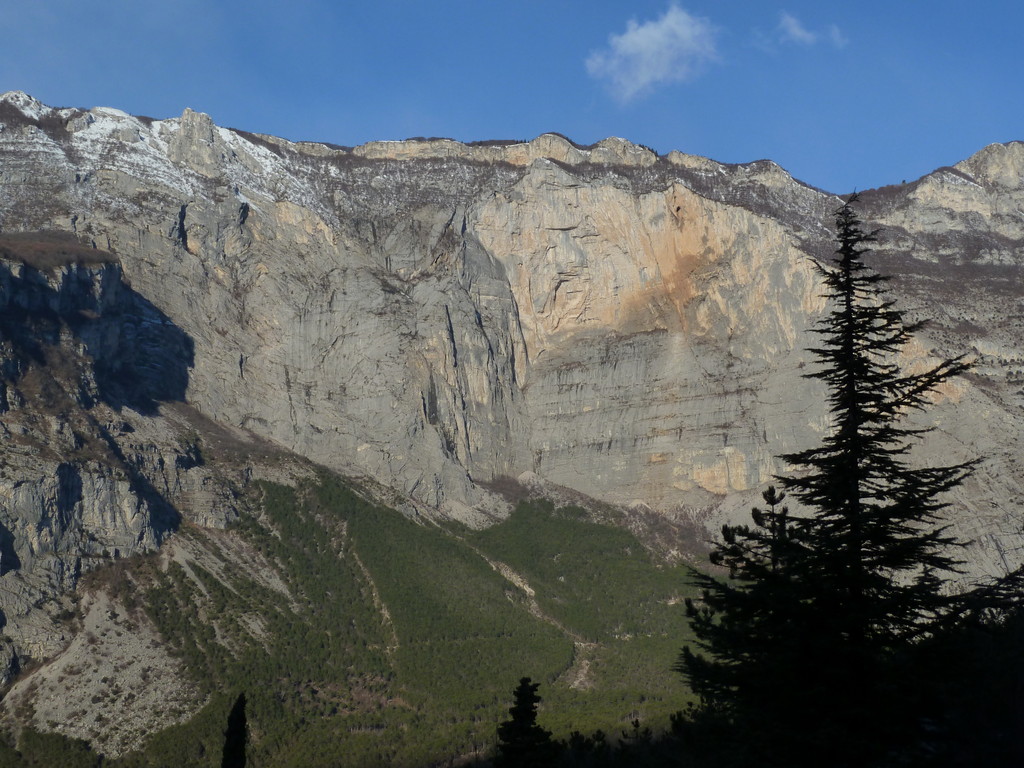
0, 90, 1021, 584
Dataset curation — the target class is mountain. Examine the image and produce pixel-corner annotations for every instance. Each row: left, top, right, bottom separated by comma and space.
0, 90, 1021, 763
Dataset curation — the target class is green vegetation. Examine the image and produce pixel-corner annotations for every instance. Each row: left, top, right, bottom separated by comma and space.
469, 500, 697, 732
0, 729, 101, 768
472, 501, 689, 641
9, 473, 697, 767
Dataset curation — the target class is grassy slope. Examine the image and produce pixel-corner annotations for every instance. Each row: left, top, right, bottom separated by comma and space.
13, 474, 700, 767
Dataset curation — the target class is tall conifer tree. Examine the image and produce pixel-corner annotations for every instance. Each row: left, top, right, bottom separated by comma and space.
221, 692, 247, 768
680, 198, 977, 766
494, 678, 558, 768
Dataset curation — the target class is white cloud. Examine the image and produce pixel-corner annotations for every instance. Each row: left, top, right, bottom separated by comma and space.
777, 12, 816, 45
773, 12, 847, 49
586, 4, 717, 102
828, 24, 848, 49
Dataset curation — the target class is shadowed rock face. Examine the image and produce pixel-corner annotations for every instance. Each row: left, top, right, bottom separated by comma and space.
0, 254, 194, 412
0, 251, 265, 677
0, 91, 1021, 579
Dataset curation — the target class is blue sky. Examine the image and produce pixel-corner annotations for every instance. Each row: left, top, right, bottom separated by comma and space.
2, 1, 1021, 192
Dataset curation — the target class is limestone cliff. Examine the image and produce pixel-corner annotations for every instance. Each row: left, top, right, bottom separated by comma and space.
0, 90, 1021, 633
0, 230, 302, 682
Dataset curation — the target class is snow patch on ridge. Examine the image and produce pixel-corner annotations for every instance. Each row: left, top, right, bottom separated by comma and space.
90, 106, 131, 119
68, 108, 198, 197
0, 90, 48, 120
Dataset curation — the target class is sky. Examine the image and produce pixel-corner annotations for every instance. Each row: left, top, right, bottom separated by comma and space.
2, 1, 1021, 193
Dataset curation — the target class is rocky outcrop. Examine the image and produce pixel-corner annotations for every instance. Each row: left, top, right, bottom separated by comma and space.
0, 91, 1022, 586
0, 247, 279, 678
1, 586, 204, 757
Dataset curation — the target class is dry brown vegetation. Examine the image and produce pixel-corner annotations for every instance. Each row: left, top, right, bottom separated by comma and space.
0, 231, 116, 270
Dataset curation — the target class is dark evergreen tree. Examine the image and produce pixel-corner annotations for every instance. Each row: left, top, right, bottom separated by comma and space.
494, 677, 558, 768
679, 486, 814, 765
561, 729, 611, 767
221, 692, 247, 768
680, 198, 981, 767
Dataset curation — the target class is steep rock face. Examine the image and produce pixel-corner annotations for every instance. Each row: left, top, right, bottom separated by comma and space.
0, 246, 272, 676
472, 168, 825, 509
0, 91, 1021, 576
855, 146, 1024, 580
